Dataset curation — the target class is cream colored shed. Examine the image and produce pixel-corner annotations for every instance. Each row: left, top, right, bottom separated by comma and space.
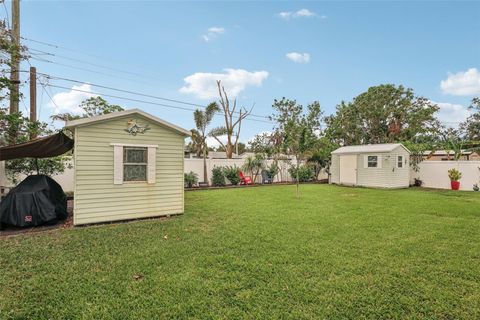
330, 143, 411, 188
66, 109, 190, 225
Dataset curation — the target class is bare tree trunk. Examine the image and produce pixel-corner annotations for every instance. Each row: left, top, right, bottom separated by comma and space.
203, 147, 208, 184
295, 156, 300, 198
226, 139, 233, 159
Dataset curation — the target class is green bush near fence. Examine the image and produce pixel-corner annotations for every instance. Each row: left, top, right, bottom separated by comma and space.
211, 166, 226, 186
223, 166, 241, 185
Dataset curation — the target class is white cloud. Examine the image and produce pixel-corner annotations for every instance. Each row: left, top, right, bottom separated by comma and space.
440, 68, 480, 96
278, 12, 292, 19
286, 52, 310, 64
295, 9, 316, 17
278, 9, 317, 20
179, 68, 269, 99
202, 26, 226, 42
48, 83, 97, 115
434, 101, 471, 126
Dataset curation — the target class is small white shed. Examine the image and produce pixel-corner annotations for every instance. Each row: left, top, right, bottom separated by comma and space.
330, 143, 410, 188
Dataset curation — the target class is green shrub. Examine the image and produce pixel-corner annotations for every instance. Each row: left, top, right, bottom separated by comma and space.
223, 166, 241, 185
289, 165, 314, 182
265, 162, 279, 180
211, 167, 226, 186
447, 168, 462, 181
184, 171, 199, 188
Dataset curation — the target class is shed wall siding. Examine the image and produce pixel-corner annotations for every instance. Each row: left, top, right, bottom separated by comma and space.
73, 115, 184, 225
330, 155, 340, 184
357, 146, 410, 188
330, 146, 410, 188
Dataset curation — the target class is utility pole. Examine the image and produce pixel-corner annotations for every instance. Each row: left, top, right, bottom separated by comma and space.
9, 0, 20, 114
29, 66, 37, 138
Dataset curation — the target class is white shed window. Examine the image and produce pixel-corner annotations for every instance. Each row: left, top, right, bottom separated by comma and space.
367, 156, 378, 168
124, 147, 147, 181
397, 156, 403, 168
111, 143, 157, 185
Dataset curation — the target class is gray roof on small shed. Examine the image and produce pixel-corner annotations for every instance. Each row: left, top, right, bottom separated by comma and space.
331, 143, 410, 155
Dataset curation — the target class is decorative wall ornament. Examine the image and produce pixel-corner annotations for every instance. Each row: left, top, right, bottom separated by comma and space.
125, 119, 151, 136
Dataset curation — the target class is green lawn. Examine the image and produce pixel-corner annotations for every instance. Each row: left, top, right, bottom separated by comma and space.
1, 185, 479, 319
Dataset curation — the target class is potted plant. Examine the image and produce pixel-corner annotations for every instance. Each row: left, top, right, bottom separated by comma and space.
447, 168, 462, 190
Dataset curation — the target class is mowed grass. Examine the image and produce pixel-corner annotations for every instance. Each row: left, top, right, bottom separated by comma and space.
1, 185, 479, 319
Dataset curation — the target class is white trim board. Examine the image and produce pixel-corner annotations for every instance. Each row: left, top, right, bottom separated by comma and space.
110, 143, 158, 148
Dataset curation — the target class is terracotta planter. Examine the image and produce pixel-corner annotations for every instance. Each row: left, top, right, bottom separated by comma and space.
451, 180, 460, 190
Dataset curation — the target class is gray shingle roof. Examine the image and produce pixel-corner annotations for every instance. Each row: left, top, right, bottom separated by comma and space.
332, 143, 410, 155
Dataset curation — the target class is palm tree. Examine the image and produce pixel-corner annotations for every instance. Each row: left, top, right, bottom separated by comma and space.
192, 102, 220, 184
243, 154, 265, 183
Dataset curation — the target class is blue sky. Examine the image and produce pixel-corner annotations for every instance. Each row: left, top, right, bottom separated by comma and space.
4, 1, 480, 145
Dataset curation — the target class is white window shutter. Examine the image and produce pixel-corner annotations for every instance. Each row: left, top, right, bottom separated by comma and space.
113, 145, 123, 184
363, 155, 368, 168
147, 147, 156, 184
378, 155, 382, 168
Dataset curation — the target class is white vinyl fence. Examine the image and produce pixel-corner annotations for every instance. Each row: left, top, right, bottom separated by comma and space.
4, 159, 477, 192
1, 158, 328, 192
184, 158, 312, 184
410, 161, 480, 191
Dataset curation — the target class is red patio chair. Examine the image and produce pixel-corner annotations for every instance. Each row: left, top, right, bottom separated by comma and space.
239, 171, 253, 185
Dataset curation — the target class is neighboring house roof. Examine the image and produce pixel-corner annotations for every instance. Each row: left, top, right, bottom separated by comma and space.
65, 108, 191, 136
208, 151, 241, 159
332, 143, 410, 155
239, 152, 255, 158
422, 150, 474, 156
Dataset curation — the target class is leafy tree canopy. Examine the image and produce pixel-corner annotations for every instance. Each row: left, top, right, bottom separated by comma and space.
270, 98, 323, 197
460, 97, 480, 142
325, 84, 440, 145
51, 96, 124, 122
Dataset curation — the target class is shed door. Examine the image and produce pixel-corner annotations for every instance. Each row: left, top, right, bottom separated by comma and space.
339, 155, 357, 185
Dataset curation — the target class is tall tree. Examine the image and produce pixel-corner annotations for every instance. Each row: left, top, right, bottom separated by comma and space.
460, 97, 480, 142
249, 132, 276, 157
271, 98, 323, 197
325, 84, 440, 145
191, 102, 219, 184
0, 20, 28, 145
307, 136, 337, 181
209, 80, 252, 159
51, 96, 124, 122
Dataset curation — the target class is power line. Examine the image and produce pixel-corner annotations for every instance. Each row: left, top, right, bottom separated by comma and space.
22, 36, 160, 77
29, 55, 151, 85
29, 47, 159, 80
22, 37, 272, 121
40, 73, 271, 120
41, 83, 60, 112
41, 82, 273, 124
21, 36, 59, 48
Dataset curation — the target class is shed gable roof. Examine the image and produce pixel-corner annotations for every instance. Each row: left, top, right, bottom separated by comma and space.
65, 109, 191, 136
332, 143, 410, 155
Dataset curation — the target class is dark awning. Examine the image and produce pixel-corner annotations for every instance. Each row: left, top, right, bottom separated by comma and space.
0, 132, 74, 161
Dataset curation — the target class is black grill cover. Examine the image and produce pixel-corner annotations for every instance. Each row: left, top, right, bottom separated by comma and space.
0, 175, 67, 228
